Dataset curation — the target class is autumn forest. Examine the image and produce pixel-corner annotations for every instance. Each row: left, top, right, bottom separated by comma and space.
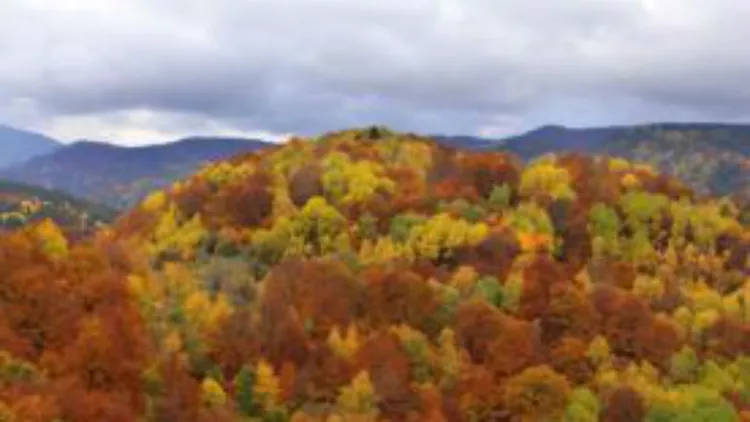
1, 127, 749, 422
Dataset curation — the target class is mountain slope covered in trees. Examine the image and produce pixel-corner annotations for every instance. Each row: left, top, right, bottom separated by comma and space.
0, 179, 116, 235
499, 123, 750, 200
1, 137, 272, 209
1, 127, 749, 421
2, 122, 748, 210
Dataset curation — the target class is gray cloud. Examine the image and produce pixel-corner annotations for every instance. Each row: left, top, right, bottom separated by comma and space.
2, 0, 750, 143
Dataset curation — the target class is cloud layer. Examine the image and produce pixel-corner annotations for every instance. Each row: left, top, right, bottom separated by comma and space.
2, 0, 750, 144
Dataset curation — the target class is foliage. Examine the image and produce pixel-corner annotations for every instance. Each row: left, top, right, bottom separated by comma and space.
2, 137, 269, 208
1, 127, 748, 421
0, 179, 115, 235
503, 365, 572, 421
520, 157, 576, 201
488, 183, 512, 209
336, 371, 379, 415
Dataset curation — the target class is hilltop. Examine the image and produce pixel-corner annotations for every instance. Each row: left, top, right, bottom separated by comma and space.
0, 127, 748, 421
2, 122, 748, 209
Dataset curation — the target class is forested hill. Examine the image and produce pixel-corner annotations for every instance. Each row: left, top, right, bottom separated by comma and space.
1, 127, 749, 421
0, 179, 116, 235
3, 122, 748, 209
500, 123, 750, 199
1, 136, 272, 209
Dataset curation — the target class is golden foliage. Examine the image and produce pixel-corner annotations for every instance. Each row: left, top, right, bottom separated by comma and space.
254, 359, 281, 411
336, 370, 378, 415
2, 127, 749, 421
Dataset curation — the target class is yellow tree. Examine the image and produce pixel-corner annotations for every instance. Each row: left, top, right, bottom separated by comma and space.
254, 360, 281, 412
508, 202, 556, 252
449, 266, 479, 296
31, 219, 68, 260
407, 213, 488, 260
586, 335, 612, 368
148, 204, 207, 260
520, 157, 576, 201
437, 328, 461, 388
336, 370, 379, 416
297, 196, 348, 255
328, 324, 361, 360
201, 377, 228, 408
321, 152, 395, 206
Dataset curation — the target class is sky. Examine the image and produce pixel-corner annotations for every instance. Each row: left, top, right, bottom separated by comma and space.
2, 0, 750, 145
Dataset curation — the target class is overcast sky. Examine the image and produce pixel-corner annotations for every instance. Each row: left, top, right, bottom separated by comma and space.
2, 0, 750, 145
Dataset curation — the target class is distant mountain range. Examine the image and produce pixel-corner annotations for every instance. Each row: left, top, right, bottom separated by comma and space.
440, 123, 750, 200
432, 135, 502, 150
0, 179, 116, 235
0, 122, 748, 210
0, 124, 60, 168
1, 137, 271, 209
502, 123, 750, 157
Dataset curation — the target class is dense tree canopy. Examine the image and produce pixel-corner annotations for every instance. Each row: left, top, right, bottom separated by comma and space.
1, 127, 749, 421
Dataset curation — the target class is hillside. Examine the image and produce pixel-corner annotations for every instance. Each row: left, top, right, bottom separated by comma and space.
0, 179, 116, 235
0, 136, 271, 209
0, 124, 60, 168
1, 127, 749, 421
3, 123, 747, 210
499, 123, 750, 199
432, 134, 503, 150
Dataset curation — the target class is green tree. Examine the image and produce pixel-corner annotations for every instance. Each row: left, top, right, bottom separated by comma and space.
235, 366, 259, 417
619, 191, 668, 231
508, 202, 555, 236
389, 213, 426, 243
670, 346, 699, 383
565, 387, 599, 422
488, 183, 512, 209
473, 276, 505, 308
588, 203, 621, 256
646, 386, 738, 422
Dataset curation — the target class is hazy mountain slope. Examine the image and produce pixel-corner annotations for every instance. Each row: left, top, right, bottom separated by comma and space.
603, 125, 750, 197
432, 134, 504, 150
501, 124, 623, 158
0, 179, 116, 235
497, 123, 750, 198
1, 136, 272, 209
0, 124, 60, 168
